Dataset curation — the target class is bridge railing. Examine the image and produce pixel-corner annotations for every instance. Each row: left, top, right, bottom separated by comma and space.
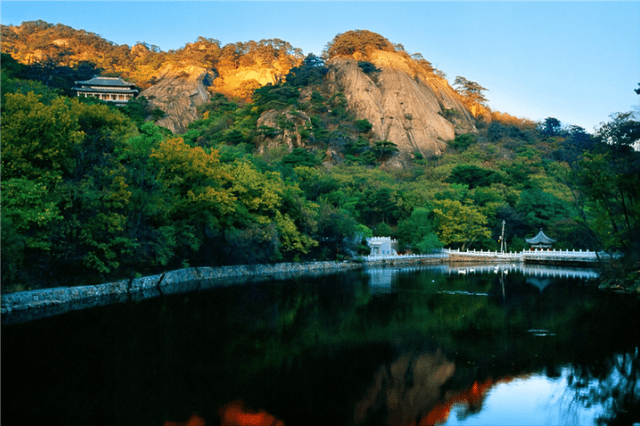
521, 248, 622, 260
365, 252, 448, 261
365, 248, 621, 262
443, 248, 522, 258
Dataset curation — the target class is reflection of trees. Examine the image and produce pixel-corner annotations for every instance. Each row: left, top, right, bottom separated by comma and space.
567, 350, 640, 425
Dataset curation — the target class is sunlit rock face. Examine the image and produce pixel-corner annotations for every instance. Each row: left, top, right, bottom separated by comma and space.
324, 52, 476, 167
140, 63, 215, 134
143, 61, 296, 134
214, 64, 284, 99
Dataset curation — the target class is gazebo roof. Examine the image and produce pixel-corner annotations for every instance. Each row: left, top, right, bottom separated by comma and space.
525, 229, 556, 245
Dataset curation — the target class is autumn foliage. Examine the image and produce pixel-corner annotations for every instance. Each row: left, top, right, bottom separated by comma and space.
325, 30, 396, 58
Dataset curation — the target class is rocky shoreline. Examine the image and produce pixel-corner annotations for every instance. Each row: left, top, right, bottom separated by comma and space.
3, 256, 634, 324
1, 261, 362, 324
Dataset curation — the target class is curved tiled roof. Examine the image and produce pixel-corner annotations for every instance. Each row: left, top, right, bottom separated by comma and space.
525, 229, 556, 245
73, 86, 138, 93
74, 76, 136, 87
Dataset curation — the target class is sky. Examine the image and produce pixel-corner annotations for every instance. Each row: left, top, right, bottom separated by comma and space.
2, 1, 638, 133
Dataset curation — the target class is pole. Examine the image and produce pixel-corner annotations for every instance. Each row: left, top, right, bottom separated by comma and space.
501, 220, 505, 253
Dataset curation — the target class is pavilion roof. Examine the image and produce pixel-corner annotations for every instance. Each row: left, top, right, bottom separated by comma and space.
74, 76, 136, 88
525, 229, 556, 245
73, 86, 138, 93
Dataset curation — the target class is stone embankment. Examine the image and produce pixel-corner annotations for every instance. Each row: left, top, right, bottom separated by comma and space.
365, 253, 448, 266
1, 261, 360, 324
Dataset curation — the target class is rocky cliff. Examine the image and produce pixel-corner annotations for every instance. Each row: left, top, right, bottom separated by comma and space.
1, 22, 481, 154
142, 59, 298, 134
255, 109, 313, 153
323, 51, 476, 166
139, 63, 215, 134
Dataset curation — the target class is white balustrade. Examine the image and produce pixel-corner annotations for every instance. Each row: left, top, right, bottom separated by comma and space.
366, 247, 620, 263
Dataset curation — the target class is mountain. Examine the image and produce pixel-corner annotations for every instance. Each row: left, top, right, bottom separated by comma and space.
254, 30, 482, 167
1, 22, 485, 163
323, 52, 476, 165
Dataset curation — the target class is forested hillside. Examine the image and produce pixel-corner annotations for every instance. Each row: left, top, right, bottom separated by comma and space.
2, 22, 639, 293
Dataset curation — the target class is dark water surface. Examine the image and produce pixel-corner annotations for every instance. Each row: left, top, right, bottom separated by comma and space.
2, 265, 639, 426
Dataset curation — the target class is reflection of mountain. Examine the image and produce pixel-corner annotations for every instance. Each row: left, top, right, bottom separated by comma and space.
352, 350, 517, 426
420, 377, 511, 426
353, 350, 455, 425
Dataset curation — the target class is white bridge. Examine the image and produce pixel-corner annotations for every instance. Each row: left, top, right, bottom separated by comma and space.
365, 248, 621, 264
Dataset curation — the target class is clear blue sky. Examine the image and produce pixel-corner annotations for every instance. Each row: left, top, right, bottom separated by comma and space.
2, 1, 638, 133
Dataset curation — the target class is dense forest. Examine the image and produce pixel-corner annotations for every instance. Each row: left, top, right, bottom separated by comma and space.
1, 23, 639, 294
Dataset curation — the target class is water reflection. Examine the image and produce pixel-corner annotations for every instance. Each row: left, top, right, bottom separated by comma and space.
566, 349, 640, 426
2, 267, 638, 425
353, 350, 455, 425
351, 346, 639, 426
366, 263, 599, 289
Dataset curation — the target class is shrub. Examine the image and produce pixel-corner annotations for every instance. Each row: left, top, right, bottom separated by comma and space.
358, 61, 381, 74
449, 133, 477, 151
355, 119, 373, 133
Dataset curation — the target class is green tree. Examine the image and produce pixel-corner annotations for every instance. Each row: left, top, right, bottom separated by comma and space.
374, 222, 394, 237
449, 133, 477, 151
150, 137, 236, 227
396, 207, 443, 253
282, 148, 321, 168
285, 53, 328, 87
447, 165, 503, 189
515, 189, 573, 233
415, 233, 443, 253
355, 119, 373, 133
431, 199, 491, 250
539, 117, 564, 137
315, 204, 358, 258
396, 208, 433, 248
576, 112, 640, 254
1, 92, 84, 184
373, 140, 399, 162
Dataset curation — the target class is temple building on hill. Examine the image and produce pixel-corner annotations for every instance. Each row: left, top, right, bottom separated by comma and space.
73, 76, 138, 105
526, 229, 556, 249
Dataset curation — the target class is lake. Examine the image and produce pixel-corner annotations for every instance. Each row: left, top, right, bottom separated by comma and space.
2, 264, 639, 426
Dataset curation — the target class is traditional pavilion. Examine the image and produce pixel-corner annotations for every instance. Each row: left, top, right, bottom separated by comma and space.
73, 76, 138, 105
526, 229, 556, 249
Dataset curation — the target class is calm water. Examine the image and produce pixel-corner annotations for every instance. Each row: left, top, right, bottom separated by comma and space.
2, 265, 639, 426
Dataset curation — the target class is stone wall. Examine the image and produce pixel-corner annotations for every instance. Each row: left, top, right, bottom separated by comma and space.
1, 261, 361, 324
